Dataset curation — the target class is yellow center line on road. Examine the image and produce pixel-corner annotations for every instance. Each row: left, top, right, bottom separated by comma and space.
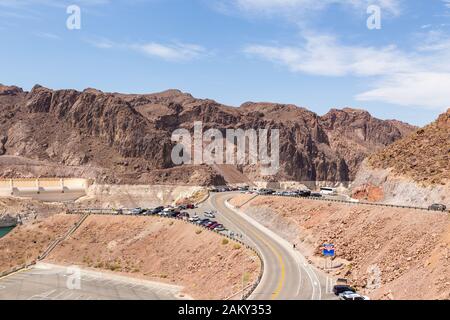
215, 194, 286, 300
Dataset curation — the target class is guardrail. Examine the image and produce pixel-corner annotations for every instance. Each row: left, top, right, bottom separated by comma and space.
0, 261, 36, 279
232, 192, 450, 214
38, 213, 89, 261
66, 209, 264, 300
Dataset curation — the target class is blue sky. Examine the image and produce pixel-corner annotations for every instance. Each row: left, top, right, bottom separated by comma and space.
1, 0, 450, 125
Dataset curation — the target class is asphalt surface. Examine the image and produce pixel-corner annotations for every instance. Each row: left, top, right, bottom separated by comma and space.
199, 192, 336, 300
0, 263, 186, 300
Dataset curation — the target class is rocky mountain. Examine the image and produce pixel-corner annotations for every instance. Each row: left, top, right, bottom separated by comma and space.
0, 84, 416, 185
353, 109, 449, 206
368, 109, 450, 185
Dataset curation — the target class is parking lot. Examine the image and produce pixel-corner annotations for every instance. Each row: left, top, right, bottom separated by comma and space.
0, 263, 187, 300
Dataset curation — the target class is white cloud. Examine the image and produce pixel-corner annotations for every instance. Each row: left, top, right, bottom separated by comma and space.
245, 31, 450, 110
245, 34, 412, 77
131, 42, 206, 62
34, 31, 61, 40
89, 38, 207, 62
356, 72, 450, 109
223, 0, 402, 16
87, 37, 115, 49
0, 0, 110, 8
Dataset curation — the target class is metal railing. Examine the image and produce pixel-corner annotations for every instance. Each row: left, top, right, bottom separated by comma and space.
231, 191, 450, 214
0, 261, 36, 279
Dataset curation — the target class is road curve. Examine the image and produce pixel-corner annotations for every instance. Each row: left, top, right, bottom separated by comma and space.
201, 192, 333, 300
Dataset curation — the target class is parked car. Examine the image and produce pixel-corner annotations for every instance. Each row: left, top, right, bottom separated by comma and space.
339, 291, 370, 300
310, 192, 322, 198
116, 209, 123, 215
205, 211, 216, 218
131, 208, 144, 215
199, 219, 211, 226
168, 211, 179, 217
189, 215, 200, 222
214, 224, 225, 231
178, 205, 187, 210
333, 285, 356, 296
186, 204, 196, 209
177, 212, 190, 219
150, 206, 164, 214
428, 203, 447, 212
208, 223, 219, 230
298, 190, 311, 197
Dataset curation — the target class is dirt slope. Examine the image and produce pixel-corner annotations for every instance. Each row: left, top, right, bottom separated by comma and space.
212, 164, 254, 186
45, 215, 260, 300
230, 194, 450, 300
0, 214, 78, 272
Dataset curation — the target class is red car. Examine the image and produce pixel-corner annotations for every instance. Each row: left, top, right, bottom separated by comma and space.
208, 222, 219, 230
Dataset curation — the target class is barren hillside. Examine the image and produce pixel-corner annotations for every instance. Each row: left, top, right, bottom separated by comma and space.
229, 194, 450, 300
368, 109, 449, 185
45, 215, 260, 300
352, 109, 450, 207
0, 214, 78, 272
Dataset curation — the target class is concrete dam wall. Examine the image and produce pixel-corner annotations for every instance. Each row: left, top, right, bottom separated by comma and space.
0, 178, 89, 202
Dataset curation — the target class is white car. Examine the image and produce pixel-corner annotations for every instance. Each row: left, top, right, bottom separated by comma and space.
189, 215, 200, 222
339, 291, 370, 300
204, 212, 216, 218
131, 208, 143, 215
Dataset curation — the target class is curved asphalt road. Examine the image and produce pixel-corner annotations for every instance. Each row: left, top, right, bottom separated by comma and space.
201, 192, 334, 301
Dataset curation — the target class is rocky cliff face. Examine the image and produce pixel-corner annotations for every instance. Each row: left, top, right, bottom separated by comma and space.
0, 84, 415, 185
353, 109, 450, 206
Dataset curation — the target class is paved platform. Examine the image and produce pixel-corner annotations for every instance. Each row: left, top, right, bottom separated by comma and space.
0, 263, 187, 300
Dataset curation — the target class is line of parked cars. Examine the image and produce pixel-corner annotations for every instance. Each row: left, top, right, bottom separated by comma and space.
211, 186, 249, 192
188, 211, 227, 232
123, 206, 229, 234
210, 185, 324, 199
126, 203, 197, 218
273, 190, 313, 197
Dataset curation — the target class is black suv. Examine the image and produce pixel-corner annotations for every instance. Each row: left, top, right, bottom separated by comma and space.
333, 285, 356, 296
298, 190, 311, 197
151, 206, 164, 214
428, 204, 447, 212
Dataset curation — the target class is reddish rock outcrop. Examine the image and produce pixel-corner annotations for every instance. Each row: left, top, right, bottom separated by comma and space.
0, 84, 416, 185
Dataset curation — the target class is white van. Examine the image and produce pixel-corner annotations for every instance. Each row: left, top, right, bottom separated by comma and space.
320, 187, 337, 195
